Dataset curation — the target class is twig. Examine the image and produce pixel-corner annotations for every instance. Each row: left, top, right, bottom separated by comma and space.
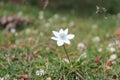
74, 71, 85, 80
0, 63, 7, 69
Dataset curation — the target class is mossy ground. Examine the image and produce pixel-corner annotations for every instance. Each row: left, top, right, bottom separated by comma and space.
0, 3, 120, 80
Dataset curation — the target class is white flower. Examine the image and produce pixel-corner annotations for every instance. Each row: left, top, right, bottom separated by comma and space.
4, 74, 9, 80
51, 28, 75, 46
77, 42, 86, 51
115, 40, 120, 48
0, 78, 4, 80
10, 28, 16, 34
36, 69, 45, 76
108, 43, 115, 47
25, 28, 31, 35
115, 40, 120, 45
92, 36, 100, 43
108, 47, 116, 53
98, 47, 102, 52
110, 54, 117, 60
13, 78, 17, 80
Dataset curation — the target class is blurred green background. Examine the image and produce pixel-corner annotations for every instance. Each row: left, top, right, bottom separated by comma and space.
0, 0, 120, 15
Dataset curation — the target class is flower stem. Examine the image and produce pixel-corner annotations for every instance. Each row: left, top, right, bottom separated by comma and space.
63, 45, 85, 80
63, 45, 71, 64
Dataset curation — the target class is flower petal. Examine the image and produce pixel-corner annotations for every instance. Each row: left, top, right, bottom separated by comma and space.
59, 29, 64, 34
52, 31, 59, 37
57, 40, 64, 46
64, 28, 68, 34
64, 39, 70, 44
51, 37, 58, 40
67, 34, 75, 39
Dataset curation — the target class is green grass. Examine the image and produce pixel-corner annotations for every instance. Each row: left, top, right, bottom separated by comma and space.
0, 3, 120, 80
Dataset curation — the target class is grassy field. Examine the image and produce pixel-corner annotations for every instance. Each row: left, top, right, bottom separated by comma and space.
0, 3, 120, 80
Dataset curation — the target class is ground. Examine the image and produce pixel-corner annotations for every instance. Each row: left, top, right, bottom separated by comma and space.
0, 3, 120, 80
